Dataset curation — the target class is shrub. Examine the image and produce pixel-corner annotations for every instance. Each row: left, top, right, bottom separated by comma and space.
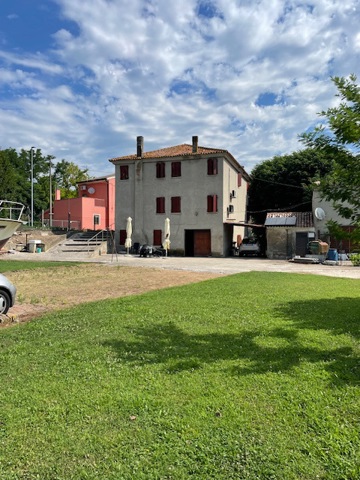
349, 253, 360, 266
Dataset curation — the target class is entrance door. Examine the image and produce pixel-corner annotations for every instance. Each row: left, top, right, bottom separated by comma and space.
296, 232, 308, 256
194, 230, 211, 256
185, 229, 211, 256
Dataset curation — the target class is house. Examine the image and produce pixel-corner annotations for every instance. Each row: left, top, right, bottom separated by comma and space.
47, 175, 115, 231
312, 190, 357, 252
265, 211, 315, 259
109, 136, 250, 256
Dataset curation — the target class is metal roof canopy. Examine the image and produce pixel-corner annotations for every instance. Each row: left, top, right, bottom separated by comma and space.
265, 216, 297, 226
224, 221, 264, 228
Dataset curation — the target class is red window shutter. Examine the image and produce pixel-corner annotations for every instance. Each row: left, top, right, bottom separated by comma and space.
120, 165, 129, 180
119, 229, 126, 245
153, 229, 162, 245
171, 161, 181, 177
207, 158, 218, 175
171, 196, 181, 213
237, 173, 242, 187
156, 162, 165, 178
156, 197, 165, 214
207, 195, 218, 212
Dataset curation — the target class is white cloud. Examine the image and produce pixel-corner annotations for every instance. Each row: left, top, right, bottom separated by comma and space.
0, 50, 63, 74
0, 0, 359, 176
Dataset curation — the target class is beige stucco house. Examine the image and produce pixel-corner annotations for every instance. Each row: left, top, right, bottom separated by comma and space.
109, 136, 250, 256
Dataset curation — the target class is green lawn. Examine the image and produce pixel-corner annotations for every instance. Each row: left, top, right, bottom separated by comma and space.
0, 272, 359, 479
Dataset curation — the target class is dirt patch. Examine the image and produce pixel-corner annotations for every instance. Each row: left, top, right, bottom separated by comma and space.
1, 264, 221, 327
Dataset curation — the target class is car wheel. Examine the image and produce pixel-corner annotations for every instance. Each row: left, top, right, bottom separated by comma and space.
0, 290, 11, 315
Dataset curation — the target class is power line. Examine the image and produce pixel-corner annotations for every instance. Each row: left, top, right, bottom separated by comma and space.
250, 176, 307, 190
248, 200, 312, 214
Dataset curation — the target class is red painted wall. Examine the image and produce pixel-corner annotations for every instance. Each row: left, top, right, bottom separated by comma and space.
50, 177, 115, 230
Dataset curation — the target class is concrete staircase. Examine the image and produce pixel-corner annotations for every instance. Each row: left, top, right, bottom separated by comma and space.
47, 230, 114, 258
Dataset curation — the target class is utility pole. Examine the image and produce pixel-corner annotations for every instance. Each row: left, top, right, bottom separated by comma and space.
30, 147, 35, 227
49, 157, 53, 228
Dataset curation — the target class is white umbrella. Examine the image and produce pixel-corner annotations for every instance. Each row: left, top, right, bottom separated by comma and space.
125, 216, 132, 254
164, 217, 170, 256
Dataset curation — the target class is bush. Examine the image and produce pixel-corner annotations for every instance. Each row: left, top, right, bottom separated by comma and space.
349, 253, 360, 266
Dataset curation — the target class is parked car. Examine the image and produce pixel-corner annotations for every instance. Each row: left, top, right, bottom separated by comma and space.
239, 237, 261, 257
0, 273, 16, 314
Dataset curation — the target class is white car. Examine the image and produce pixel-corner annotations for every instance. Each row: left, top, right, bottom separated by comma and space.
239, 238, 261, 257
0, 273, 16, 314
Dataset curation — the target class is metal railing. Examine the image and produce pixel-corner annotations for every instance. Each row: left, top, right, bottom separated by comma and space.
50, 219, 81, 230
0, 200, 25, 221
86, 229, 115, 256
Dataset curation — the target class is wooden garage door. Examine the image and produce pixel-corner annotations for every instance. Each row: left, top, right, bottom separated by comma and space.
194, 230, 211, 256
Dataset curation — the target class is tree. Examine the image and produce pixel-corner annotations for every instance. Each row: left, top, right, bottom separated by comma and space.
0, 148, 90, 225
0, 149, 18, 200
248, 149, 334, 226
53, 160, 89, 198
300, 74, 360, 239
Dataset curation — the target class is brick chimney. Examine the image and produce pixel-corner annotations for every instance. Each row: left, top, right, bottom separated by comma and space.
137, 136, 144, 157
192, 136, 198, 153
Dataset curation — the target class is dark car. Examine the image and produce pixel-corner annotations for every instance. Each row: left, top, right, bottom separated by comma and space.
0, 273, 16, 314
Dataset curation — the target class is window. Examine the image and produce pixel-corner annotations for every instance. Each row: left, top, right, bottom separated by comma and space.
207, 157, 218, 175
153, 229, 162, 246
171, 161, 181, 177
171, 196, 181, 213
237, 173, 242, 187
156, 162, 165, 178
93, 214, 100, 226
120, 165, 129, 180
119, 229, 127, 245
207, 195, 218, 213
156, 197, 165, 214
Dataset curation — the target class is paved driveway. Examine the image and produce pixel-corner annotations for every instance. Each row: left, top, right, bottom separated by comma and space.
3, 250, 360, 279
99, 255, 360, 279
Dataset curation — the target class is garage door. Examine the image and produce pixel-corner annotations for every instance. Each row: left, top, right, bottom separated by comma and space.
194, 230, 211, 256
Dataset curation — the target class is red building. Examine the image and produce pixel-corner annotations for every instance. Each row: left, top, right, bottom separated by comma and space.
48, 175, 115, 231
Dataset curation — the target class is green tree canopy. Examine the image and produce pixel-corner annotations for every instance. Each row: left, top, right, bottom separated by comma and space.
300, 74, 360, 240
0, 148, 90, 224
248, 149, 334, 226
0, 149, 18, 200
54, 160, 89, 199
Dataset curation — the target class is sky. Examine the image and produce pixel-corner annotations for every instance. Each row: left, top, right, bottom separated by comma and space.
0, 0, 359, 177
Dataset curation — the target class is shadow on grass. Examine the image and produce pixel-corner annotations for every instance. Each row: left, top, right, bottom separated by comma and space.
104, 297, 359, 385
276, 297, 360, 340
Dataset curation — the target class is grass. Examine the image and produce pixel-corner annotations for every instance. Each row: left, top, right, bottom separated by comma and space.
0, 272, 359, 479
0, 260, 78, 273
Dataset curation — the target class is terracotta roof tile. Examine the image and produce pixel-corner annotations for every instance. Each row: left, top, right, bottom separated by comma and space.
109, 143, 229, 162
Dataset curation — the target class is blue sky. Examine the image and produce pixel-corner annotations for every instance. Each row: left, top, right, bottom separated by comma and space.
0, 0, 359, 176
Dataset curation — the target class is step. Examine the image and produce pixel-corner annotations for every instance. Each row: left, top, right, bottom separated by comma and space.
64, 241, 102, 247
